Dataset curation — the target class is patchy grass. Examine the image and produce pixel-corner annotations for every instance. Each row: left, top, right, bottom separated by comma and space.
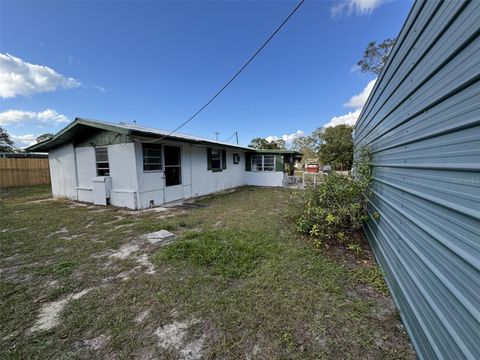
0, 185, 414, 359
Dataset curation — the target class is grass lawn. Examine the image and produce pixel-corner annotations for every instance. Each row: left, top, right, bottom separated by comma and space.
0, 185, 414, 359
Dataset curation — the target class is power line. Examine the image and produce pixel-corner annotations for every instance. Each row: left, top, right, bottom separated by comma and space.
225, 131, 237, 143
143, 0, 305, 143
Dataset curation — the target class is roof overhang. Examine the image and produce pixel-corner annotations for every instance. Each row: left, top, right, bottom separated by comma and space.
26, 118, 131, 152
26, 117, 304, 156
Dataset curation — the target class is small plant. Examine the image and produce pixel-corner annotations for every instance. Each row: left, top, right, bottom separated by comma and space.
290, 146, 372, 253
280, 330, 297, 351
51, 261, 74, 276
347, 243, 362, 254
350, 266, 389, 296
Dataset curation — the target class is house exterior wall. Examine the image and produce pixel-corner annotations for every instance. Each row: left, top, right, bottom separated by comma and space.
134, 141, 164, 209
75, 146, 96, 203
354, 1, 480, 359
244, 172, 284, 187
108, 143, 138, 209
46, 138, 290, 209
48, 143, 77, 200
190, 146, 247, 197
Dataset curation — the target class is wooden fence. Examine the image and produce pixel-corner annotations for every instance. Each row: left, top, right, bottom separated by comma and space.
0, 158, 50, 187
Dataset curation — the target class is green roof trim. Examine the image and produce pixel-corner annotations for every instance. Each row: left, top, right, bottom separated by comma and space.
26, 118, 131, 152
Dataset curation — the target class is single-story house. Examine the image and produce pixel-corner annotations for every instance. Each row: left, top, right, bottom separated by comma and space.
27, 118, 301, 209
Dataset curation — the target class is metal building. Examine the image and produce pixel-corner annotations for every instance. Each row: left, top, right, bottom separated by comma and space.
354, 1, 480, 359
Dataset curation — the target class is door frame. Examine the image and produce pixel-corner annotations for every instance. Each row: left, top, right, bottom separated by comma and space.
162, 144, 184, 203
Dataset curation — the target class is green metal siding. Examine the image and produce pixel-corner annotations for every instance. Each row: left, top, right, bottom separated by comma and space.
75, 130, 132, 147
354, 1, 480, 359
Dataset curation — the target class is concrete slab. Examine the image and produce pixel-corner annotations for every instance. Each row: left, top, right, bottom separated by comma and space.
144, 230, 176, 245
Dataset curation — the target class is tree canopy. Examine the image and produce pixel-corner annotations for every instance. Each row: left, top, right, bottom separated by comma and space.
0, 127, 14, 152
357, 38, 396, 75
248, 137, 286, 150
318, 125, 354, 168
36, 133, 54, 143
292, 125, 354, 169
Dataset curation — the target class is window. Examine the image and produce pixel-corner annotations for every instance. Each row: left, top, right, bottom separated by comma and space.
95, 147, 110, 176
251, 154, 275, 172
143, 144, 162, 171
233, 154, 240, 164
263, 155, 275, 171
207, 148, 226, 171
211, 149, 222, 170
252, 155, 263, 171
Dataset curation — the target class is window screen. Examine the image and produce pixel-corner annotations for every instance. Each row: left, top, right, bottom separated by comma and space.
143, 145, 162, 171
211, 149, 221, 170
263, 155, 275, 171
251, 154, 275, 172
252, 155, 263, 171
95, 147, 110, 176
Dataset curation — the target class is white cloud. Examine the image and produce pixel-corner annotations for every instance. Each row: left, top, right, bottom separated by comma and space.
331, 0, 383, 17
266, 130, 304, 146
0, 109, 69, 126
93, 85, 106, 93
344, 78, 376, 109
10, 134, 37, 148
0, 53, 81, 98
324, 78, 376, 127
324, 109, 361, 128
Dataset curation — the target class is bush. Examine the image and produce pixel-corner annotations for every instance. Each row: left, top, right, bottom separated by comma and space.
290, 147, 371, 249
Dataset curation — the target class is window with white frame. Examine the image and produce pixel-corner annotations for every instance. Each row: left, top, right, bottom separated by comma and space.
251, 154, 275, 172
95, 147, 110, 176
233, 153, 240, 164
142, 144, 162, 171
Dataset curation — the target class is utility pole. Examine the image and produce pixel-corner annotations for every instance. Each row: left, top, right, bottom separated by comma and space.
214, 132, 219, 141
235, 131, 239, 145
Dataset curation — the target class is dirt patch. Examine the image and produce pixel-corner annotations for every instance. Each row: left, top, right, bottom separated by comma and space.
154, 318, 205, 360
30, 288, 93, 332
136, 254, 156, 275
109, 244, 140, 260
26, 198, 54, 205
83, 334, 110, 351
134, 310, 150, 324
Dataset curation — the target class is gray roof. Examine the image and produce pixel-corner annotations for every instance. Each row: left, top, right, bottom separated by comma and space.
26, 117, 302, 155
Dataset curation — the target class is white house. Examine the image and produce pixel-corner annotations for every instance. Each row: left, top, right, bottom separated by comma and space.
27, 118, 301, 209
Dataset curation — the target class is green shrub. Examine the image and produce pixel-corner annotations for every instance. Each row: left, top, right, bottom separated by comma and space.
290, 147, 371, 250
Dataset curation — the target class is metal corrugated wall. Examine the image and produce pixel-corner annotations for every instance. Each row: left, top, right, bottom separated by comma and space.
353, 1, 480, 359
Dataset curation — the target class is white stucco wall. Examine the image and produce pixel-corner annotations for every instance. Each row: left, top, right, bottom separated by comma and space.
134, 141, 164, 208
245, 171, 284, 187
108, 143, 139, 209
190, 146, 247, 197
49, 143, 77, 199
47, 139, 287, 209
75, 146, 96, 203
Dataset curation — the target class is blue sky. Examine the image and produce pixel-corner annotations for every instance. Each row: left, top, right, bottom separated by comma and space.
0, 0, 412, 148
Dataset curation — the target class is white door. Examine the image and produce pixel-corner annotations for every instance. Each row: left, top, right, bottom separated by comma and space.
163, 145, 184, 203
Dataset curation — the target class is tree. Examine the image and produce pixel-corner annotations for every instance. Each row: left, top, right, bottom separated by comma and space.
291, 129, 323, 166
318, 125, 354, 169
248, 137, 286, 150
357, 38, 396, 75
36, 133, 54, 143
0, 127, 14, 152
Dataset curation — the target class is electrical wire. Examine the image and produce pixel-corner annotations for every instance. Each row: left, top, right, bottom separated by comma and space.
141, 0, 305, 144
224, 132, 237, 143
